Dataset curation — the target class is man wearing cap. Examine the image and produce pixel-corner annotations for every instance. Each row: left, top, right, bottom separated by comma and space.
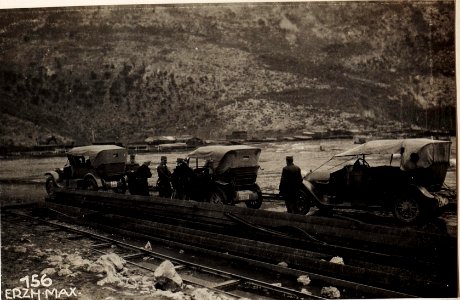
157, 156, 172, 198
126, 153, 140, 173
131, 161, 152, 196
172, 158, 194, 200
279, 156, 303, 213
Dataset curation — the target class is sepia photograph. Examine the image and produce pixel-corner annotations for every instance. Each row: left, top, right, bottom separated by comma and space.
0, 1, 457, 299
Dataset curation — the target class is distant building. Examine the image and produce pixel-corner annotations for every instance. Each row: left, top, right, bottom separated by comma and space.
126, 144, 149, 153
185, 137, 204, 147
145, 136, 176, 145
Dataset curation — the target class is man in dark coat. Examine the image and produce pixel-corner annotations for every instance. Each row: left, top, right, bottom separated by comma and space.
157, 156, 172, 198
279, 156, 303, 213
126, 153, 140, 173
132, 161, 152, 196
171, 158, 194, 200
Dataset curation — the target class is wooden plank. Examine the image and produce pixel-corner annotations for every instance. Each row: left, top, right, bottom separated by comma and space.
210, 279, 240, 290
122, 253, 145, 260
49, 189, 455, 254
91, 242, 112, 248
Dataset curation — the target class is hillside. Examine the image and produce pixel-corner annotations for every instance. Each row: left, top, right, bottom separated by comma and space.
0, 2, 455, 147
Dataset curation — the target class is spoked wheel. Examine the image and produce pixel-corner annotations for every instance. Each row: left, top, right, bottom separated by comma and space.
294, 189, 311, 215
245, 189, 263, 209
393, 195, 423, 224
85, 177, 99, 191
208, 188, 227, 205
113, 177, 127, 194
45, 176, 58, 195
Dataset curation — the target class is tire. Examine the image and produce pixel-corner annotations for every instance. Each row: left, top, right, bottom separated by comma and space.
208, 188, 227, 205
114, 177, 127, 194
85, 177, 99, 191
393, 195, 424, 224
45, 176, 58, 195
294, 189, 311, 215
245, 189, 263, 209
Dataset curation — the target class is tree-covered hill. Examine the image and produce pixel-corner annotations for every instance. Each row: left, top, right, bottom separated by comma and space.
0, 2, 455, 146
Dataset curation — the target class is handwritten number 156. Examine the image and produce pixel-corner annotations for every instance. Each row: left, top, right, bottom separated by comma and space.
19, 274, 52, 288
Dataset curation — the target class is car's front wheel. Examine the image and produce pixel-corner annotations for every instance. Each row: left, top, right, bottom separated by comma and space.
208, 188, 227, 205
294, 189, 311, 215
245, 189, 263, 209
113, 177, 127, 194
393, 195, 424, 224
45, 176, 58, 195
85, 177, 99, 191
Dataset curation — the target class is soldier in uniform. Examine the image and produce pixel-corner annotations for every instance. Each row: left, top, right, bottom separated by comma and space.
171, 158, 194, 200
279, 156, 303, 213
126, 153, 140, 172
128, 161, 151, 196
157, 156, 172, 198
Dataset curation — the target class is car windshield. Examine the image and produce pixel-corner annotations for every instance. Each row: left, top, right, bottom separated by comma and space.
189, 157, 211, 169
314, 154, 401, 174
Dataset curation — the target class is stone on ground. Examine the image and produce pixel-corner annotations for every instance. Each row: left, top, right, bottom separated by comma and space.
153, 260, 183, 292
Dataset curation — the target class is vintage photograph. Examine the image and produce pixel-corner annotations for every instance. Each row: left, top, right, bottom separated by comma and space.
0, 1, 457, 299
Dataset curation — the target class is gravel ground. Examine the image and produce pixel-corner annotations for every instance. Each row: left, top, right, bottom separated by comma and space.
0, 212, 239, 300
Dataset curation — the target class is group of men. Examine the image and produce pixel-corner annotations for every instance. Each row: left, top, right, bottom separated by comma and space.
126, 155, 173, 197
127, 153, 304, 214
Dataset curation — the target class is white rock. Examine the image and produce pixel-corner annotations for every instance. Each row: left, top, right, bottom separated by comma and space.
100, 253, 126, 271
144, 241, 152, 250
154, 260, 183, 292
321, 286, 341, 299
88, 253, 128, 287
277, 261, 288, 267
152, 290, 187, 300
87, 263, 105, 273
191, 287, 233, 300
297, 275, 311, 286
301, 288, 312, 295
97, 272, 122, 286
47, 255, 64, 266
40, 268, 56, 276
66, 253, 91, 269
58, 268, 73, 276
330, 256, 344, 265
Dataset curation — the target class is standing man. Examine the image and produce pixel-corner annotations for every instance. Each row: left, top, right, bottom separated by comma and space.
134, 161, 152, 196
279, 156, 303, 213
157, 156, 172, 198
171, 158, 194, 200
126, 153, 140, 172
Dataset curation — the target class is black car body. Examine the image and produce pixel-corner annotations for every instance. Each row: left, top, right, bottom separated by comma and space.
45, 145, 128, 194
180, 145, 263, 208
299, 139, 452, 223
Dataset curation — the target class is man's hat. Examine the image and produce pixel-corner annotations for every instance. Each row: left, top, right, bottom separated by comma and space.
161, 156, 167, 161
143, 161, 151, 166
286, 156, 294, 162
176, 158, 184, 163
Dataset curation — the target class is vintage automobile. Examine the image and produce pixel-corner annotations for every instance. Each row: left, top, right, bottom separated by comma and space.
45, 145, 128, 194
297, 138, 452, 223
178, 145, 263, 208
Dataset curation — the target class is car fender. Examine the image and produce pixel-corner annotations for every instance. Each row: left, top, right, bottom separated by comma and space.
406, 185, 448, 212
302, 180, 326, 207
83, 173, 103, 188
45, 171, 60, 182
214, 180, 230, 187
408, 184, 435, 199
